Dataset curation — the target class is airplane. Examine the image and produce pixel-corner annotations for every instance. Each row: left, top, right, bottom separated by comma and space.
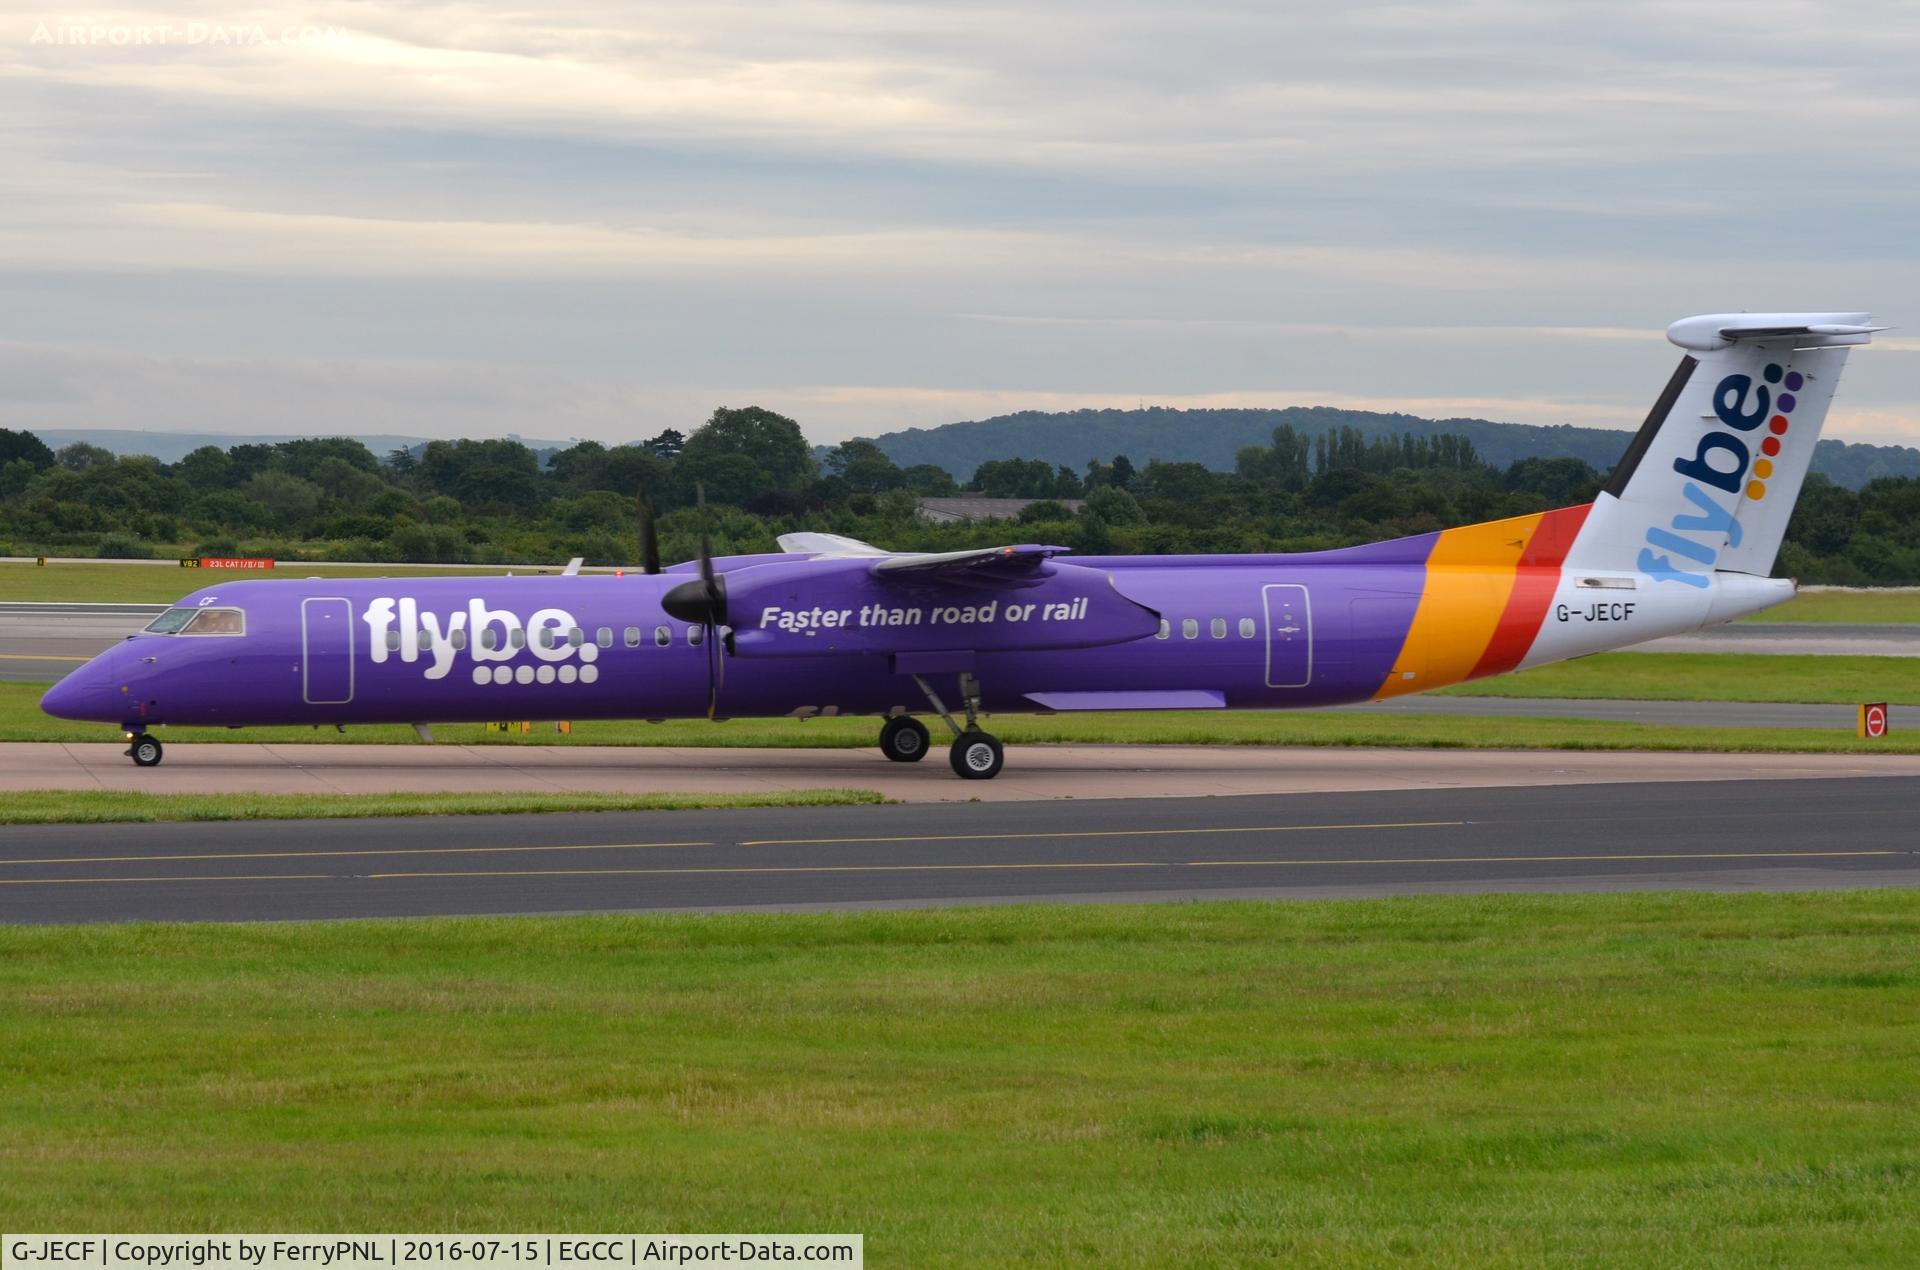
41, 311, 1884, 779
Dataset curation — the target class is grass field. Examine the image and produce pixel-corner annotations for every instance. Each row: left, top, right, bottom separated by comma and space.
0, 788, 884, 825
6, 679, 1919, 753
1438, 651, 1920, 704
1739, 588, 1920, 624
3, 893, 1916, 1261
6, 561, 1920, 621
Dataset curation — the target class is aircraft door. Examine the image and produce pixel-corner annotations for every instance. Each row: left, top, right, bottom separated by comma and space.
1262, 584, 1312, 687
301, 597, 355, 704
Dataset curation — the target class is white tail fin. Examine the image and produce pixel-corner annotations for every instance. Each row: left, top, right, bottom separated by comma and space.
1566, 312, 1883, 587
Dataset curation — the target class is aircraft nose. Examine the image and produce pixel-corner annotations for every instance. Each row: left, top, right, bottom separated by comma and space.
40, 646, 126, 722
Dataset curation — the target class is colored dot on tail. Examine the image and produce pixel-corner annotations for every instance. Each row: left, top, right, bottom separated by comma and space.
1778, 392, 1797, 412
1785, 371, 1804, 391
1754, 458, 1775, 479
1746, 480, 1767, 500
1762, 436, 1781, 456
1770, 416, 1789, 435
1763, 363, 1784, 383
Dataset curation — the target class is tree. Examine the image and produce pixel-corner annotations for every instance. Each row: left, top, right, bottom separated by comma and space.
900, 464, 958, 496
646, 428, 686, 460
58, 442, 114, 472
0, 428, 55, 472
175, 445, 234, 490
679, 407, 816, 505
416, 439, 543, 510
241, 470, 322, 532
384, 447, 420, 482
826, 440, 904, 494
1086, 485, 1145, 524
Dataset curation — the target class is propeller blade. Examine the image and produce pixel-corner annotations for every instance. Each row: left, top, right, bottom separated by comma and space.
638, 496, 661, 575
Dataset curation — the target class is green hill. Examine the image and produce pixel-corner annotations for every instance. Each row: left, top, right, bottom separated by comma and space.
865, 405, 1920, 491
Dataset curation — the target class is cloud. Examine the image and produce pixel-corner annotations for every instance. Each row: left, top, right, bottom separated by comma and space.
0, 0, 1914, 443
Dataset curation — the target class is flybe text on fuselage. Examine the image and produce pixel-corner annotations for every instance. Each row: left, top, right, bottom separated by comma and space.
361, 596, 601, 684
1636, 363, 1801, 588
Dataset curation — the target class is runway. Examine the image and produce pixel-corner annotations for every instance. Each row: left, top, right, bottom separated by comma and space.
9, 740, 1920, 800
2, 776, 1913, 924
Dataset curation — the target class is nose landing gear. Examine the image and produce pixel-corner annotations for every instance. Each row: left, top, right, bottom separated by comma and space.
126, 733, 163, 767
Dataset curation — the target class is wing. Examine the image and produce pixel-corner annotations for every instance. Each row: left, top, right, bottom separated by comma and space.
870, 544, 1069, 583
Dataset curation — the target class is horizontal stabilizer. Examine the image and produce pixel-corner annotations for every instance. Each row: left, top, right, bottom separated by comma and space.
1667, 312, 1885, 352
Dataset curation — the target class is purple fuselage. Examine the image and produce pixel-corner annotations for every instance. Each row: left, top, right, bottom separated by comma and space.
43, 539, 1438, 730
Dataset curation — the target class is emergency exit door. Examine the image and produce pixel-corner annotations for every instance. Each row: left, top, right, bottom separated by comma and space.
1262, 584, 1313, 688
301, 597, 355, 704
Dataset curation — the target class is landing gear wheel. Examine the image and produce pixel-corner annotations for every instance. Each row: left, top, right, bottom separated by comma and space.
949, 731, 1004, 780
880, 716, 931, 763
128, 735, 163, 767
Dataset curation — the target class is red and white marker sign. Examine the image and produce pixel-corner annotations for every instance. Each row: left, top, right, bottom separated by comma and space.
1858, 702, 1889, 739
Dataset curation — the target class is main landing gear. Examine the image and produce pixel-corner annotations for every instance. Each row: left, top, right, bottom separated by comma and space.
879, 715, 931, 762
127, 733, 163, 767
907, 672, 1006, 781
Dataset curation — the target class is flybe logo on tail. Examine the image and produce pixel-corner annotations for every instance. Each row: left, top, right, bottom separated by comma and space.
362, 597, 602, 685
1638, 362, 1801, 589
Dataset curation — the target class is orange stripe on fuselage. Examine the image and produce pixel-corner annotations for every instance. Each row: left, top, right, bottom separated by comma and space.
1374, 510, 1548, 700
1468, 503, 1592, 680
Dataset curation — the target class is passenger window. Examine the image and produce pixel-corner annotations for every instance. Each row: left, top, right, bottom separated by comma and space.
510, 629, 526, 649
480, 629, 497, 651
654, 625, 672, 647
1155, 620, 1170, 640
568, 628, 583, 648
386, 630, 402, 651
1181, 618, 1198, 640
596, 627, 613, 648
1211, 618, 1226, 639
451, 629, 467, 650
689, 625, 705, 647
1239, 618, 1255, 639
624, 626, 641, 648
179, 608, 245, 636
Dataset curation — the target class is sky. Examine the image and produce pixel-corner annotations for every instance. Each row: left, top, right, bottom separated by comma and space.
1, 0, 1917, 451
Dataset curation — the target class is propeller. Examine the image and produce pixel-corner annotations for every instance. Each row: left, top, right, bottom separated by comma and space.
659, 484, 727, 717
638, 495, 662, 575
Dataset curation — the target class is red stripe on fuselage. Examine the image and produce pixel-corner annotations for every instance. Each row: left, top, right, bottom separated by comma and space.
1467, 503, 1592, 680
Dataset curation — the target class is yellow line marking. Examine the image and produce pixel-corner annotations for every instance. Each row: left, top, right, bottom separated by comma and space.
369, 862, 1165, 879
365, 848, 1904, 882
0, 653, 88, 662
739, 820, 1465, 847
0, 873, 332, 886
1, 841, 714, 867
1189, 849, 1906, 867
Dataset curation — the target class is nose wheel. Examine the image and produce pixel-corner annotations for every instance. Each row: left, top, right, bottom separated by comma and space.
127, 735, 163, 767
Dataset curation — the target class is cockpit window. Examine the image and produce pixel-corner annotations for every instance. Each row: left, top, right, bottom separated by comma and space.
144, 607, 198, 634
145, 606, 245, 636
182, 608, 245, 635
